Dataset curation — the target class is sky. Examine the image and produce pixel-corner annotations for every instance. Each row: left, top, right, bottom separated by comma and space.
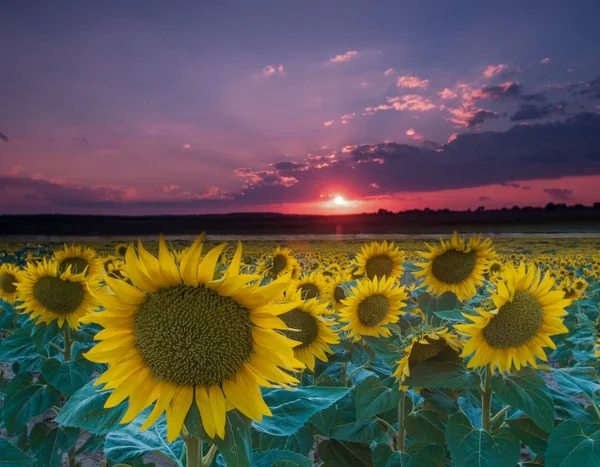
1, 0, 600, 215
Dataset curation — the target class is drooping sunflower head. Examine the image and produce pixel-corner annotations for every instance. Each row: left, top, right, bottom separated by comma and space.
415, 232, 495, 301
339, 276, 408, 341
115, 243, 130, 258
354, 241, 405, 281
16, 259, 101, 330
326, 271, 353, 311
0, 263, 21, 304
456, 262, 570, 373
276, 287, 339, 371
81, 235, 304, 442
53, 244, 103, 278
393, 329, 460, 388
292, 272, 329, 302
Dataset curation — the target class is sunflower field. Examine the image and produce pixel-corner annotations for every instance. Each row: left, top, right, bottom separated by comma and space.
0, 233, 599, 467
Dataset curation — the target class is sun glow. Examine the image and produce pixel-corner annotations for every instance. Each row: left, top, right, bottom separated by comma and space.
333, 195, 346, 206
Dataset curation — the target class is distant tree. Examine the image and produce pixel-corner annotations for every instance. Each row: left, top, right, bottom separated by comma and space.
511, 205, 521, 211
593, 202, 600, 210
476, 206, 485, 212
545, 203, 557, 211
424, 207, 432, 213
574, 204, 584, 209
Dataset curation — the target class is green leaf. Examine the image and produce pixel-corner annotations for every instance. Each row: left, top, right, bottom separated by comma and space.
355, 376, 398, 421
259, 425, 313, 457
507, 417, 549, 457
546, 421, 600, 467
317, 440, 373, 467
309, 404, 337, 436
553, 370, 600, 399
433, 309, 465, 321
446, 412, 520, 467
0, 327, 44, 372
491, 367, 555, 433
402, 358, 480, 390
550, 387, 594, 423
28, 423, 80, 467
372, 443, 394, 467
405, 410, 446, 446
104, 411, 183, 465
253, 386, 351, 436
41, 356, 95, 396
253, 449, 312, 467
398, 445, 446, 467
55, 381, 128, 435
2, 372, 61, 434
212, 410, 253, 467
76, 435, 105, 456
0, 437, 36, 466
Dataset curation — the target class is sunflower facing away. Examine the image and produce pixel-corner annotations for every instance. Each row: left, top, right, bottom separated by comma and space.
0, 263, 21, 304
276, 287, 339, 371
16, 259, 100, 329
81, 236, 304, 442
415, 232, 495, 301
455, 262, 570, 372
339, 276, 408, 340
354, 241, 405, 280
393, 329, 459, 388
292, 272, 329, 302
53, 244, 104, 277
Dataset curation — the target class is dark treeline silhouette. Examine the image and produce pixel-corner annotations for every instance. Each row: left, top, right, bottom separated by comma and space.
2, 203, 600, 236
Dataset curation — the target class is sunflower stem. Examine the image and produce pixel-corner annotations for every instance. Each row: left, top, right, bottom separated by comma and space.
341, 362, 348, 386
481, 365, 493, 432
67, 446, 77, 467
396, 390, 406, 452
183, 430, 202, 467
63, 327, 71, 362
202, 445, 218, 466
490, 405, 511, 426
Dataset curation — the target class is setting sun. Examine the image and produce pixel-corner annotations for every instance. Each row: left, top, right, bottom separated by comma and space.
333, 195, 346, 206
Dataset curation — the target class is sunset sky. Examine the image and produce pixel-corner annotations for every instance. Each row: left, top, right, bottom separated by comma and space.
1, 1, 600, 215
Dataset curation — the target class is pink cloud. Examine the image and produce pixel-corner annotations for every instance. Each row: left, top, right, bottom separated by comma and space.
323, 120, 335, 127
483, 64, 508, 78
182, 143, 191, 149
447, 133, 458, 143
261, 64, 285, 77
405, 128, 416, 136
384, 68, 394, 76
340, 113, 356, 124
396, 75, 429, 89
328, 50, 360, 64
439, 88, 458, 99
370, 183, 380, 189
541, 57, 551, 64
163, 184, 180, 193
387, 95, 436, 111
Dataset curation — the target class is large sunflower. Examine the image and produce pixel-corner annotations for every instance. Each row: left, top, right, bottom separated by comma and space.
292, 272, 329, 302
16, 259, 100, 329
0, 263, 21, 304
339, 276, 408, 340
81, 236, 304, 442
393, 329, 459, 388
415, 232, 495, 301
53, 244, 104, 277
354, 241, 405, 280
455, 262, 570, 372
277, 287, 339, 371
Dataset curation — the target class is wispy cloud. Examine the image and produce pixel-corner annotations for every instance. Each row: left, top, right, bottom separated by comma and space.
383, 68, 394, 76
396, 75, 429, 89
543, 187, 572, 201
439, 88, 458, 99
365, 95, 436, 114
328, 50, 360, 64
323, 120, 335, 127
261, 64, 285, 77
483, 64, 508, 78
541, 57, 551, 64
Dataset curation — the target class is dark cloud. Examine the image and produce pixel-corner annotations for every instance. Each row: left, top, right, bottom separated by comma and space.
482, 82, 521, 100
543, 188, 574, 201
510, 102, 566, 121
521, 93, 547, 103
468, 110, 499, 128
500, 182, 521, 188
478, 196, 491, 201
73, 137, 89, 144
272, 161, 306, 171
0, 132, 8, 142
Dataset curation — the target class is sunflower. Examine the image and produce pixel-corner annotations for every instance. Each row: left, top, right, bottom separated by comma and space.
102, 255, 119, 271
266, 247, 297, 278
339, 276, 408, 340
277, 287, 339, 371
455, 262, 570, 372
16, 259, 100, 329
326, 271, 353, 311
415, 232, 495, 301
81, 235, 304, 442
53, 244, 103, 277
354, 241, 405, 280
292, 272, 329, 302
115, 243, 130, 258
0, 263, 21, 303
393, 329, 460, 387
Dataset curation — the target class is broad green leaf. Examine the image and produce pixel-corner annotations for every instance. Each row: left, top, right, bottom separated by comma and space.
309, 404, 337, 436
76, 434, 105, 456
356, 376, 398, 421
104, 410, 183, 465
317, 439, 373, 467
259, 425, 313, 457
0, 437, 36, 466
433, 309, 465, 321
553, 370, 600, 399
550, 387, 594, 423
253, 386, 350, 436
29, 423, 80, 467
405, 410, 446, 446
372, 443, 394, 467
2, 372, 61, 434
252, 449, 312, 467
457, 393, 482, 429
41, 356, 95, 396
507, 417, 549, 457
55, 381, 128, 435
398, 445, 446, 467
446, 412, 520, 467
402, 358, 480, 389
546, 421, 600, 467
212, 410, 253, 467
0, 327, 44, 372
491, 367, 555, 433
420, 388, 459, 413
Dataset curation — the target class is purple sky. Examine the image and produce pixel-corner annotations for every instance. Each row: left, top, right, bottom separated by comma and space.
1, 0, 600, 214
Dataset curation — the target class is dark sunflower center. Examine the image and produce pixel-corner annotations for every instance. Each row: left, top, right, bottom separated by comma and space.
365, 255, 394, 279
58, 257, 89, 275
0, 272, 17, 294
134, 284, 253, 387
278, 308, 319, 348
490, 263, 501, 273
271, 254, 287, 275
357, 294, 390, 327
33, 276, 85, 315
300, 283, 320, 300
118, 246, 127, 256
482, 291, 544, 348
563, 289, 577, 300
431, 249, 477, 284
408, 338, 448, 367
334, 285, 346, 303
